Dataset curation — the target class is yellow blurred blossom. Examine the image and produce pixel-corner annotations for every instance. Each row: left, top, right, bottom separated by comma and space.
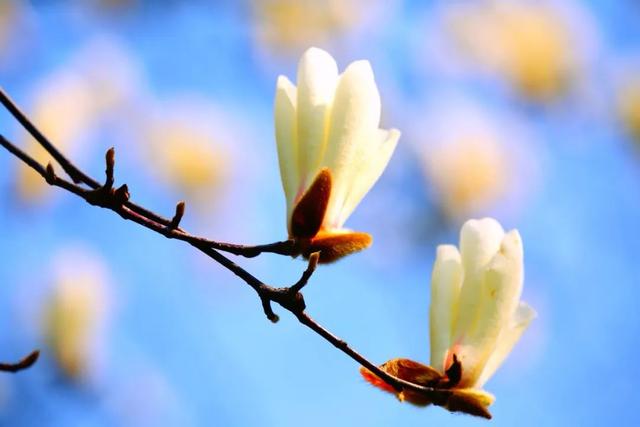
17, 72, 97, 201
618, 77, 640, 144
275, 47, 399, 263
425, 134, 506, 220
362, 218, 535, 419
42, 248, 111, 382
251, 0, 394, 60
142, 98, 231, 207
0, 0, 25, 58
417, 101, 536, 221
82, 0, 138, 13
443, 0, 595, 102
252, 0, 361, 55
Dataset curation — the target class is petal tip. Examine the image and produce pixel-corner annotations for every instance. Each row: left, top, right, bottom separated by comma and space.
347, 59, 373, 73
388, 128, 402, 140
299, 47, 338, 70
436, 244, 461, 262
276, 75, 295, 88
303, 46, 330, 58
462, 217, 504, 234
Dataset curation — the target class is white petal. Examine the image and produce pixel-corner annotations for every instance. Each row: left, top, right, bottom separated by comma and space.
322, 60, 381, 226
476, 301, 536, 387
330, 128, 399, 228
274, 75, 299, 228
296, 47, 338, 190
456, 229, 524, 387
429, 244, 463, 373
452, 218, 505, 342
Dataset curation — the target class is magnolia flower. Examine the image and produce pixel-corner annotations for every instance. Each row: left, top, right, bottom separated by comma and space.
361, 218, 535, 419
275, 47, 400, 263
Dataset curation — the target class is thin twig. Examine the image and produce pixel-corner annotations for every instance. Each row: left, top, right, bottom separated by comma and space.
0, 87, 290, 259
0, 89, 444, 402
0, 350, 40, 373
0, 135, 48, 176
182, 238, 297, 258
290, 252, 319, 293
295, 312, 450, 399
168, 201, 186, 230
0, 88, 98, 186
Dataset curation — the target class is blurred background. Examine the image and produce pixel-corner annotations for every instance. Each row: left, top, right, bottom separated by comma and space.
0, 0, 639, 426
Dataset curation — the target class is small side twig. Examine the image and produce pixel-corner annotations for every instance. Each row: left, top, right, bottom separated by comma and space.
104, 147, 115, 190
290, 251, 320, 293
0, 350, 40, 373
168, 201, 186, 230
261, 297, 279, 323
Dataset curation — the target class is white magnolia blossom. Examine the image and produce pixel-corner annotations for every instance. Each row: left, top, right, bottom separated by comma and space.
360, 217, 535, 417
429, 217, 536, 389
275, 47, 400, 237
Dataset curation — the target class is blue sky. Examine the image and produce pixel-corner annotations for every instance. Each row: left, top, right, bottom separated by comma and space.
1, 1, 640, 426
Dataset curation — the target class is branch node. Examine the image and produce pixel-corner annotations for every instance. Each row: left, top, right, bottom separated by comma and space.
114, 184, 130, 205
104, 147, 115, 190
45, 162, 56, 184
169, 201, 186, 230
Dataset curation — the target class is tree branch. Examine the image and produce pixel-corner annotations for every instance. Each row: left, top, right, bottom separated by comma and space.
0, 87, 446, 401
0, 88, 292, 259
